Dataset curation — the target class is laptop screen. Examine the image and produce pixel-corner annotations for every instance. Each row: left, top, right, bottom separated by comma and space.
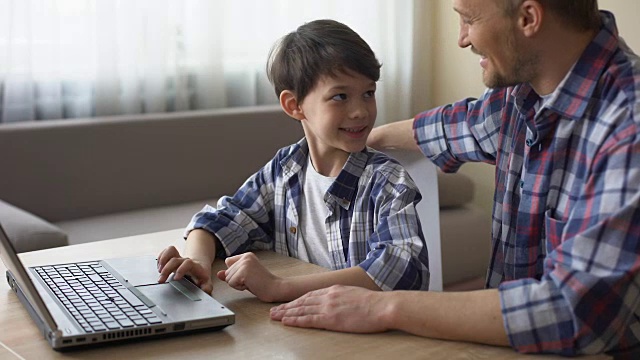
0, 222, 59, 333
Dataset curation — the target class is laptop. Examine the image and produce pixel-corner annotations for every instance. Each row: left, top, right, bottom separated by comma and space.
0, 222, 235, 350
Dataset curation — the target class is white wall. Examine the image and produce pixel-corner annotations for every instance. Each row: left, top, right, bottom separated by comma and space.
428, 0, 640, 215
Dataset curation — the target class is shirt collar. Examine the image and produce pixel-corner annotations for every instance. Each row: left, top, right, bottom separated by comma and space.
512, 11, 620, 120
281, 138, 370, 210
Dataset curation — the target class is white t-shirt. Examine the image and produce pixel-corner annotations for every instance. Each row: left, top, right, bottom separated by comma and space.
297, 157, 334, 268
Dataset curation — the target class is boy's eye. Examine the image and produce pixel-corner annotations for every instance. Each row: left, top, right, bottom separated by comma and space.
364, 90, 375, 98
331, 93, 347, 101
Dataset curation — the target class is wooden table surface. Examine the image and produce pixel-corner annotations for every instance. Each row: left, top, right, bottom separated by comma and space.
0, 229, 610, 359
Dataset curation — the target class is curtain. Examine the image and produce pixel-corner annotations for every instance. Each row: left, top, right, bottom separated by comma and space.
0, 0, 428, 125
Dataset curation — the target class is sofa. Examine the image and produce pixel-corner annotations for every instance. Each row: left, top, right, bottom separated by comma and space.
0, 105, 490, 288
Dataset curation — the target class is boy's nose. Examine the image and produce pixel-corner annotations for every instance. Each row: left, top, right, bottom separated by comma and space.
349, 103, 368, 119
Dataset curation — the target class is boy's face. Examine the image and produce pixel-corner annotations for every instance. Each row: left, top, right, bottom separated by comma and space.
297, 70, 377, 170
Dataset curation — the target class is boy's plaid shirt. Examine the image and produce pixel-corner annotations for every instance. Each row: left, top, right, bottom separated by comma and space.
187, 138, 430, 291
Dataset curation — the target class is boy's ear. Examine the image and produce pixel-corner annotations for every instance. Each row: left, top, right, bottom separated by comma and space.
279, 90, 305, 121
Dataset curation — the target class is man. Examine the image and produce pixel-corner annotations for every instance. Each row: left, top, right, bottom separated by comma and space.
270, 0, 640, 357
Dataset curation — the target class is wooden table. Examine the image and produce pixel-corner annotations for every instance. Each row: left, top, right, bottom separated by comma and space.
0, 229, 610, 359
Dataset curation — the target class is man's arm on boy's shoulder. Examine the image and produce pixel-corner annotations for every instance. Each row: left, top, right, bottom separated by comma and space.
367, 119, 420, 151
270, 286, 509, 346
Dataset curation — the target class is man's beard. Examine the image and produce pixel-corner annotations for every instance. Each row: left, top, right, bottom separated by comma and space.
482, 33, 538, 89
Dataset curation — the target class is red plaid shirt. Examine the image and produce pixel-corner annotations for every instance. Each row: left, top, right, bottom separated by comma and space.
414, 11, 640, 357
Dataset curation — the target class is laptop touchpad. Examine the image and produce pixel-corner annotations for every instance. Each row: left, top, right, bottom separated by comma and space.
103, 255, 163, 286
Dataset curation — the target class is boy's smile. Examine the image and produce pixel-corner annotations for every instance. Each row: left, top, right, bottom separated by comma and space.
295, 70, 377, 176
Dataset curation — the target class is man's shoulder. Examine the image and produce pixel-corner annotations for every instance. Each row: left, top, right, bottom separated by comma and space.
595, 39, 640, 121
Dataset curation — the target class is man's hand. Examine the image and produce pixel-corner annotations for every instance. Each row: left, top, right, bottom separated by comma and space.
157, 245, 214, 295
217, 252, 283, 302
269, 285, 390, 333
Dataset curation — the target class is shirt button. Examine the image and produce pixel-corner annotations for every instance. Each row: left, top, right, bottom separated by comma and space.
520, 180, 524, 188
525, 139, 533, 147
289, 226, 297, 234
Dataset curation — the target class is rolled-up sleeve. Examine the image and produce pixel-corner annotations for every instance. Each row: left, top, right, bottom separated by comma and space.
357, 164, 430, 291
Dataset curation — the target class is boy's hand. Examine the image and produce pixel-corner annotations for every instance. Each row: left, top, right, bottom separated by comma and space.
157, 245, 214, 295
217, 252, 283, 302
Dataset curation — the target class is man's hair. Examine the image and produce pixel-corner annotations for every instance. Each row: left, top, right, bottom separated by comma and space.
503, 0, 601, 31
267, 19, 382, 103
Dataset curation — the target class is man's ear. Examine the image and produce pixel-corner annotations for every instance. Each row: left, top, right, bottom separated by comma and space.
518, 0, 543, 37
279, 90, 305, 121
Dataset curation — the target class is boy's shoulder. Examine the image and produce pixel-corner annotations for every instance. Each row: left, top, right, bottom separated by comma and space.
362, 147, 415, 183
364, 147, 403, 169
263, 139, 307, 177
272, 139, 307, 164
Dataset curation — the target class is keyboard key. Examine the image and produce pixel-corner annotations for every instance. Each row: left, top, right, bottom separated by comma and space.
104, 321, 120, 330
117, 319, 135, 328
133, 319, 148, 326
146, 317, 162, 324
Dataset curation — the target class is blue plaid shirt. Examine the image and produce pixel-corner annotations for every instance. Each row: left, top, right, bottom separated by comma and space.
414, 12, 639, 357
186, 138, 430, 291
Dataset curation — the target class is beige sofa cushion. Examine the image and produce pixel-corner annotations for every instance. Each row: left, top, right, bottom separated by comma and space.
56, 199, 213, 245
437, 171, 474, 208
0, 199, 68, 253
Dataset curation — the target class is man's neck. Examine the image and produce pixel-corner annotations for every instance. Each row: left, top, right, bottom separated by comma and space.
531, 27, 599, 95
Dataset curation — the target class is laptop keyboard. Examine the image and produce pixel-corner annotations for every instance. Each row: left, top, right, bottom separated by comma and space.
34, 262, 163, 333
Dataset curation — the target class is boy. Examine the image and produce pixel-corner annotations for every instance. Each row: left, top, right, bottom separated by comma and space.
157, 19, 430, 302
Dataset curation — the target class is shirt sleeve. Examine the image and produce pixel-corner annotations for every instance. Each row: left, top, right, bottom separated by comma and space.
184, 158, 279, 257
413, 88, 506, 172
499, 121, 640, 355
357, 164, 431, 291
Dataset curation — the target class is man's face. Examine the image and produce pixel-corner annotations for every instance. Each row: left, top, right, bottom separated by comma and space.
453, 0, 537, 88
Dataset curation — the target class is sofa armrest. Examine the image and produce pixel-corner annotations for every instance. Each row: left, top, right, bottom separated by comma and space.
0, 199, 68, 253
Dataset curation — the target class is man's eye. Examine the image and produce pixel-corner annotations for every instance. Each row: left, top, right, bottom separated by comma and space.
364, 90, 375, 98
331, 94, 347, 101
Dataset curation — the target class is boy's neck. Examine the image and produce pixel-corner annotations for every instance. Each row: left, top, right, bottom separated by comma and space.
308, 148, 350, 177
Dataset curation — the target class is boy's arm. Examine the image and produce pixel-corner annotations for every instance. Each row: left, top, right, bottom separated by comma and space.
157, 229, 220, 294
358, 172, 430, 291
217, 252, 379, 302
183, 229, 218, 266
277, 265, 380, 300
185, 150, 283, 257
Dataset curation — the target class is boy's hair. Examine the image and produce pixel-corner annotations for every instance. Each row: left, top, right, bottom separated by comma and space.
267, 19, 382, 103
502, 0, 601, 31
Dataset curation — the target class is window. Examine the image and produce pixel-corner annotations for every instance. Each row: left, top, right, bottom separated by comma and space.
0, 0, 420, 124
